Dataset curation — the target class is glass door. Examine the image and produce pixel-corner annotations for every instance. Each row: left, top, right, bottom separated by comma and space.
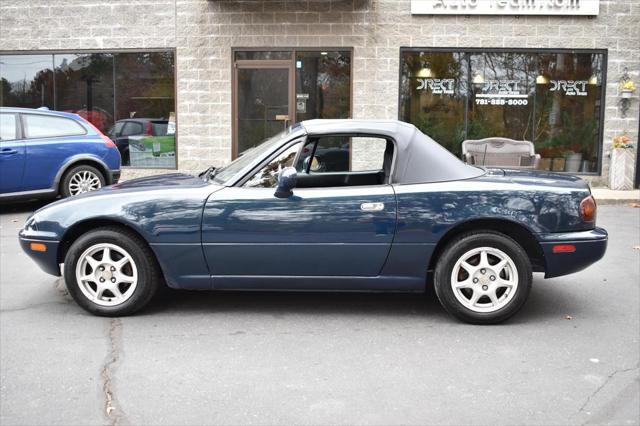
233, 62, 294, 158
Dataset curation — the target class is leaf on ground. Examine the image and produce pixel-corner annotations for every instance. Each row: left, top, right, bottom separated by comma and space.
564, 314, 573, 320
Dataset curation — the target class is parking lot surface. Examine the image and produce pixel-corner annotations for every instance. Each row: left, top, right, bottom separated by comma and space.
1, 203, 638, 426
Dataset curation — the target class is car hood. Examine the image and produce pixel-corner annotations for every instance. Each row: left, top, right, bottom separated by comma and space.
108, 173, 208, 190
34, 173, 218, 216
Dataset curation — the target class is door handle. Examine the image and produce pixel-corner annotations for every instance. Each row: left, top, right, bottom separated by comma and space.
0, 148, 18, 155
360, 202, 384, 212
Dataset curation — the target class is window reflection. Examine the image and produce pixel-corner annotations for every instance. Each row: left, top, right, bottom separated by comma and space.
0, 51, 176, 169
113, 52, 176, 168
400, 49, 605, 173
295, 51, 351, 121
534, 53, 603, 173
468, 52, 535, 142
400, 51, 467, 156
0, 55, 54, 108
244, 142, 301, 188
54, 53, 114, 133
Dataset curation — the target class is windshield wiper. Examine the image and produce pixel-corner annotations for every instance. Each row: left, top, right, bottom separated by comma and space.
198, 166, 217, 182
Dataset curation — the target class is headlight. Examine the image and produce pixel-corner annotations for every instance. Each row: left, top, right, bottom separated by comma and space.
23, 215, 38, 231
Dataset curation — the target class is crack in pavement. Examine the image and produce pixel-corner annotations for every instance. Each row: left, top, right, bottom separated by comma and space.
1, 279, 73, 313
576, 364, 640, 421
102, 318, 127, 426
0, 301, 71, 313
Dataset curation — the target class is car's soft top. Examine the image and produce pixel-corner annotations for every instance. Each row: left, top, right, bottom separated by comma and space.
300, 119, 484, 184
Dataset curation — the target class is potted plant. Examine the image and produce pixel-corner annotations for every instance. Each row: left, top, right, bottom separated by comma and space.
609, 134, 637, 190
564, 150, 583, 173
621, 80, 636, 99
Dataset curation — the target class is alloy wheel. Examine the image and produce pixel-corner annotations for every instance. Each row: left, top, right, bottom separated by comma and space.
75, 243, 138, 306
68, 170, 102, 195
450, 246, 519, 313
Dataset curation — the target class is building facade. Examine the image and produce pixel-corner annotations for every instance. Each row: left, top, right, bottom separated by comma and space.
1, 0, 638, 186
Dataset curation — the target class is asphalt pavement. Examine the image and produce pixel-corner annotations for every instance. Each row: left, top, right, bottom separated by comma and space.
1, 202, 638, 426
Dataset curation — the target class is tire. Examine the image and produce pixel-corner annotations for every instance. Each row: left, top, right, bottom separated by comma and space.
434, 231, 532, 325
60, 164, 105, 198
63, 227, 160, 316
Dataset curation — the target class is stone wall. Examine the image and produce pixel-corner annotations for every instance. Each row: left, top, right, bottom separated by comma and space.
1, 0, 638, 185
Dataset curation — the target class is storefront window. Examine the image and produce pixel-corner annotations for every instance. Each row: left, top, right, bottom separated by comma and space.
54, 53, 114, 134
534, 53, 603, 173
399, 51, 467, 154
1, 50, 176, 169
114, 52, 176, 168
400, 49, 606, 173
0, 55, 54, 109
467, 52, 536, 143
295, 51, 351, 121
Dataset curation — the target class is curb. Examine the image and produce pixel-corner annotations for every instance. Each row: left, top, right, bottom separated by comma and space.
594, 199, 640, 206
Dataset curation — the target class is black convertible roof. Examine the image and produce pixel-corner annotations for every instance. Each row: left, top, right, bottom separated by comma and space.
300, 119, 484, 184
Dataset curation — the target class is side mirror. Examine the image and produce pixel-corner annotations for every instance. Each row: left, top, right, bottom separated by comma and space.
274, 167, 297, 198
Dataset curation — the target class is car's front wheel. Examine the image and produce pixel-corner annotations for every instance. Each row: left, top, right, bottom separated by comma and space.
434, 231, 532, 324
61, 164, 105, 197
63, 227, 160, 316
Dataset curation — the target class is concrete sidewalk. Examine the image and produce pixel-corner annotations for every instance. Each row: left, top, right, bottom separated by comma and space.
591, 188, 640, 205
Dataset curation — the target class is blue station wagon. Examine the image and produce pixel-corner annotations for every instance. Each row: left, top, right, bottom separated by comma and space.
0, 107, 121, 201
18, 120, 607, 324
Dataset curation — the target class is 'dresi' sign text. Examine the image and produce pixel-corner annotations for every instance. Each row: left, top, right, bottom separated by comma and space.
411, 0, 599, 15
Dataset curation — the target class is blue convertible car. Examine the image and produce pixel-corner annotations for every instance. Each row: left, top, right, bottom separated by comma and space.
19, 120, 607, 323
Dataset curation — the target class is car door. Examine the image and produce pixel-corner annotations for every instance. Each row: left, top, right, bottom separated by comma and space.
201, 136, 397, 287
0, 112, 26, 193
21, 113, 88, 191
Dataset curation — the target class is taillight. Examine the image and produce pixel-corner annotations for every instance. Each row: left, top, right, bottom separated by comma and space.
99, 132, 116, 148
81, 116, 116, 148
580, 195, 597, 222
145, 121, 153, 136
552, 244, 576, 254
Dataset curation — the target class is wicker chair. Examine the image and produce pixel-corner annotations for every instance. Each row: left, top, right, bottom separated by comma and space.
461, 137, 541, 169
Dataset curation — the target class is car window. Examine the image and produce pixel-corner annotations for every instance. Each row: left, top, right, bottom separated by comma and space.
121, 122, 143, 136
212, 130, 289, 185
243, 141, 302, 188
111, 121, 125, 138
23, 114, 86, 139
151, 122, 168, 136
301, 136, 388, 173
0, 113, 18, 141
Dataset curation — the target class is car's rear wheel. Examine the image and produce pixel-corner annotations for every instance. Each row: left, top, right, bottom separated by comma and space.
63, 227, 160, 316
61, 164, 105, 197
434, 231, 532, 324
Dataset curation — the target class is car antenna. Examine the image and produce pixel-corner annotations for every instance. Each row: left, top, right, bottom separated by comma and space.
481, 144, 488, 166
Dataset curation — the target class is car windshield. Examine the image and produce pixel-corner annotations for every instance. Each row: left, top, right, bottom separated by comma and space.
212, 131, 288, 185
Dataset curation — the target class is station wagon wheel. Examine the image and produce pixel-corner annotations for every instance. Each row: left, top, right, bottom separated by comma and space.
69, 170, 102, 195
434, 231, 532, 325
60, 164, 106, 197
64, 227, 161, 316
75, 243, 138, 307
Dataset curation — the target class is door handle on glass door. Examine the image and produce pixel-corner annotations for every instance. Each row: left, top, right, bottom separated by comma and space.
360, 202, 384, 212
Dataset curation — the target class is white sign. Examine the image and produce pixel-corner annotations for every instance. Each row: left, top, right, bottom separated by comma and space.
475, 79, 530, 106
412, 0, 599, 16
416, 78, 455, 94
550, 80, 588, 96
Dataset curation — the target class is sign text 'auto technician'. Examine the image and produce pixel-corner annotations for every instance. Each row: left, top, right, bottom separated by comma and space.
411, 0, 599, 16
